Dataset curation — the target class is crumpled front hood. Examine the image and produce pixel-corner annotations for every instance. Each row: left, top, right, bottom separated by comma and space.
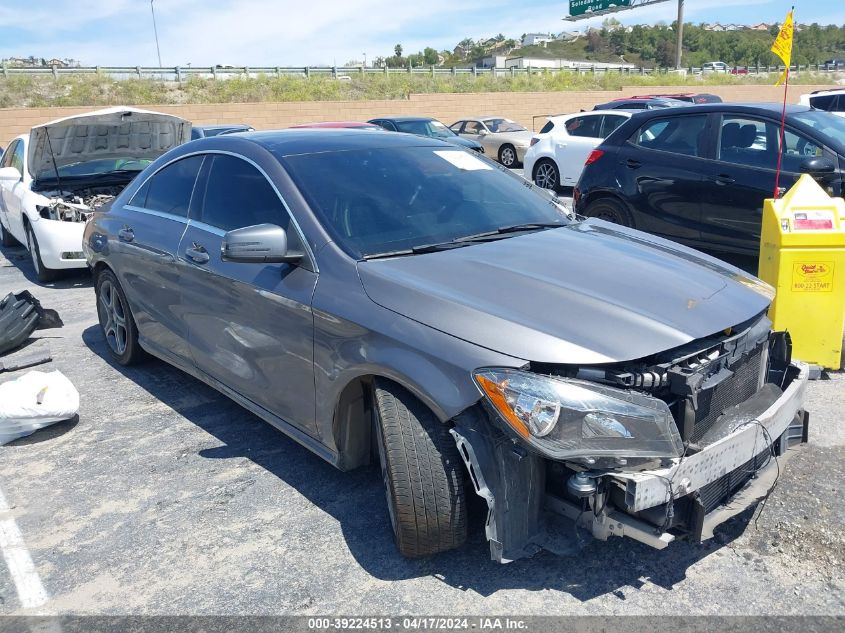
358, 220, 773, 364
29, 106, 191, 179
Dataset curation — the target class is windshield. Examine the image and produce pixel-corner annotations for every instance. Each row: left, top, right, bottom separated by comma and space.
792, 110, 845, 149
41, 158, 152, 180
483, 118, 526, 133
395, 120, 455, 138
282, 146, 571, 258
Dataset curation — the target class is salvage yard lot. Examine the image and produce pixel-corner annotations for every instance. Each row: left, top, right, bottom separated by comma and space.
0, 242, 844, 616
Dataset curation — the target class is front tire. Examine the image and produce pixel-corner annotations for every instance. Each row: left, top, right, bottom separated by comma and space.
498, 144, 518, 168
533, 159, 561, 191
583, 197, 634, 227
25, 224, 58, 283
373, 379, 467, 558
95, 268, 145, 365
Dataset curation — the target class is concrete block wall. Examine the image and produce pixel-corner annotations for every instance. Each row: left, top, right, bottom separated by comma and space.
0, 84, 837, 143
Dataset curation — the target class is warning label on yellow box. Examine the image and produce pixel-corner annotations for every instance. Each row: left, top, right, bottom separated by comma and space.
792, 262, 834, 292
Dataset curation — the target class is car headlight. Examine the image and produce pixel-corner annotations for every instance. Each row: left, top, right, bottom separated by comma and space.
474, 369, 683, 463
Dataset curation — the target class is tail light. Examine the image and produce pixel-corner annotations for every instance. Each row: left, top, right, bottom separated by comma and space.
530, 137, 540, 147
585, 149, 604, 166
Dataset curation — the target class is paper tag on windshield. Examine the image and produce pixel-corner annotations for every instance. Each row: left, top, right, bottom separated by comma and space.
434, 150, 492, 171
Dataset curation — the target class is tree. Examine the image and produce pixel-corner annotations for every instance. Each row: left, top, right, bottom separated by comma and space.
394, 44, 403, 58
423, 47, 438, 66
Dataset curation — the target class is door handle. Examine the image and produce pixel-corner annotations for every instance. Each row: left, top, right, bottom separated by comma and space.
118, 227, 134, 242
625, 159, 641, 169
185, 243, 210, 265
709, 174, 735, 185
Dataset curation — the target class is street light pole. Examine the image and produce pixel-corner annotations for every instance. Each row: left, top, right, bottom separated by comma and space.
675, 0, 684, 69
150, 0, 163, 67
363, 53, 367, 68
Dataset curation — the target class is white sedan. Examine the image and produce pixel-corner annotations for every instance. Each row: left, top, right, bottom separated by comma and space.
523, 110, 633, 191
0, 107, 190, 282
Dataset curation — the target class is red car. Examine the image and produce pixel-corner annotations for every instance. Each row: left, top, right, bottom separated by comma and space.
288, 121, 382, 129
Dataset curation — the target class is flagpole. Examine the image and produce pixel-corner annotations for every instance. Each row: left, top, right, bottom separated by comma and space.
773, 66, 789, 199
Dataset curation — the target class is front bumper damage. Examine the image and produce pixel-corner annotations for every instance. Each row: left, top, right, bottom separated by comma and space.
452, 360, 809, 563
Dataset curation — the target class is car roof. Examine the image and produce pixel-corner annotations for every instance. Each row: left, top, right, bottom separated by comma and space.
808, 88, 845, 96
375, 116, 438, 123
198, 128, 452, 157
626, 102, 814, 117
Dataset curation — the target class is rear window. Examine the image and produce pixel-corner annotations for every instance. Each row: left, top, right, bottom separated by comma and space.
540, 120, 555, 134
633, 115, 708, 157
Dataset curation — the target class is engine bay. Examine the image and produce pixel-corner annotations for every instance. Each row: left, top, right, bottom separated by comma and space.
37, 185, 123, 223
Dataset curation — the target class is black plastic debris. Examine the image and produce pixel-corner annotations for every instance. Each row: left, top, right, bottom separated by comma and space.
0, 291, 62, 355
0, 341, 52, 373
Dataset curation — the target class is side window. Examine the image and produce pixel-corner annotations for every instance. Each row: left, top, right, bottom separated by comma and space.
539, 120, 555, 134
464, 121, 483, 134
198, 155, 290, 232
9, 141, 25, 175
634, 115, 708, 157
718, 116, 774, 169
132, 155, 203, 217
781, 128, 827, 172
601, 115, 627, 138
382, 121, 397, 132
565, 115, 602, 138
809, 95, 835, 111
449, 122, 464, 134
1, 140, 19, 169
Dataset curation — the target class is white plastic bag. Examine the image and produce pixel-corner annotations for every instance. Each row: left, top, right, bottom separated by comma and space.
0, 370, 79, 445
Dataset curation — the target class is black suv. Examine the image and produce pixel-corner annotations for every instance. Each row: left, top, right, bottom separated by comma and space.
574, 103, 845, 255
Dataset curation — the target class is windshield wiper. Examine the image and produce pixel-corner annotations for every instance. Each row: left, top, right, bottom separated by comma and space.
453, 222, 564, 243
363, 241, 475, 260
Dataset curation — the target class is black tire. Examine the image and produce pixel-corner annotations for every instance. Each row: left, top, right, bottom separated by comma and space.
25, 224, 59, 283
533, 159, 561, 191
583, 197, 634, 227
498, 144, 518, 168
95, 268, 145, 365
373, 379, 467, 558
0, 220, 17, 247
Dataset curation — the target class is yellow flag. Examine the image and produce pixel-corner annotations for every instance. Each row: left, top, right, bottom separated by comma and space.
771, 9, 794, 86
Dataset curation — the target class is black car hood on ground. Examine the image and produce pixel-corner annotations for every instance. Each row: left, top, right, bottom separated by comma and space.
358, 220, 772, 364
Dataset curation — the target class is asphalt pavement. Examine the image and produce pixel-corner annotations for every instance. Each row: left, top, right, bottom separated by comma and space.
0, 240, 843, 617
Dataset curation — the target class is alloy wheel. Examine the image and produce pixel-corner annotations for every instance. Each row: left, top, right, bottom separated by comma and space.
500, 146, 516, 167
26, 229, 40, 275
98, 280, 128, 355
534, 162, 558, 189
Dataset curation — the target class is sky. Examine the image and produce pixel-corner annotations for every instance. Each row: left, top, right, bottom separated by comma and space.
0, 0, 843, 67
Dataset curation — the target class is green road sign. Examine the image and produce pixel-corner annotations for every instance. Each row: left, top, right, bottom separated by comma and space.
569, 0, 631, 17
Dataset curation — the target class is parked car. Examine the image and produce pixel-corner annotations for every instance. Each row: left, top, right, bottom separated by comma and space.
823, 59, 845, 70
84, 129, 808, 563
628, 93, 723, 104
448, 117, 534, 168
592, 97, 691, 111
574, 103, 845, 255
800, 88, 845, 119
730, 66, 750, 75
0, 107, 191, 281
523, 110, 633, 190
701, 61, 729, 73
368, 117, 483, 153
289, 121, 383, 129
191, 124, 254, 140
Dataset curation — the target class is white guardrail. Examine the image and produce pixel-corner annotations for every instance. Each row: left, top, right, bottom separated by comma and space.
1, 64, 842, 81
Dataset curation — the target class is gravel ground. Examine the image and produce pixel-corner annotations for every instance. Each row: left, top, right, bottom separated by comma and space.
0, 240, 843, 617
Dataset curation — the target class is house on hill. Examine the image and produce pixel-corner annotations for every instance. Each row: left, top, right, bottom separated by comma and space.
522, 33, 553, 47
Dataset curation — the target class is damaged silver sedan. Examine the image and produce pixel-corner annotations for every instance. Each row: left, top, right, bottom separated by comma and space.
83, 129, 808, 562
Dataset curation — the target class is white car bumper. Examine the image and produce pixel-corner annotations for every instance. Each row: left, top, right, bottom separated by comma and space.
31, 218, 87, 270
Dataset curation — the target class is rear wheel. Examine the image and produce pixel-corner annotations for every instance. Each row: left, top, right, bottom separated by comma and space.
373, 379, 467, 558
95, 268, 145, 365
583, 197, 634, 227
533, 159, 560, 191
25, 224, 58, 283
498, 144, 518, 168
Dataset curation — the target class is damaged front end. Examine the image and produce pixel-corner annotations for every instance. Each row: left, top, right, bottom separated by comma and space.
36, 187, 120, 223
453, 313, 809, 562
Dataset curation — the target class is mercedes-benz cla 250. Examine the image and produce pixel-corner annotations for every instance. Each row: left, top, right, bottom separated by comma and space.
84, 130, 809, 562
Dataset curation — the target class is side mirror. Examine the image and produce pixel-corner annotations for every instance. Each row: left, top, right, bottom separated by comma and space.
800, 156, 836, 174
479, 129, 489, 136
0, 166, 21, 182
221, 223, 302, 264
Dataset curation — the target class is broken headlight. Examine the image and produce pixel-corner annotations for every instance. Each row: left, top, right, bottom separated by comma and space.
474, 369, 683, 463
